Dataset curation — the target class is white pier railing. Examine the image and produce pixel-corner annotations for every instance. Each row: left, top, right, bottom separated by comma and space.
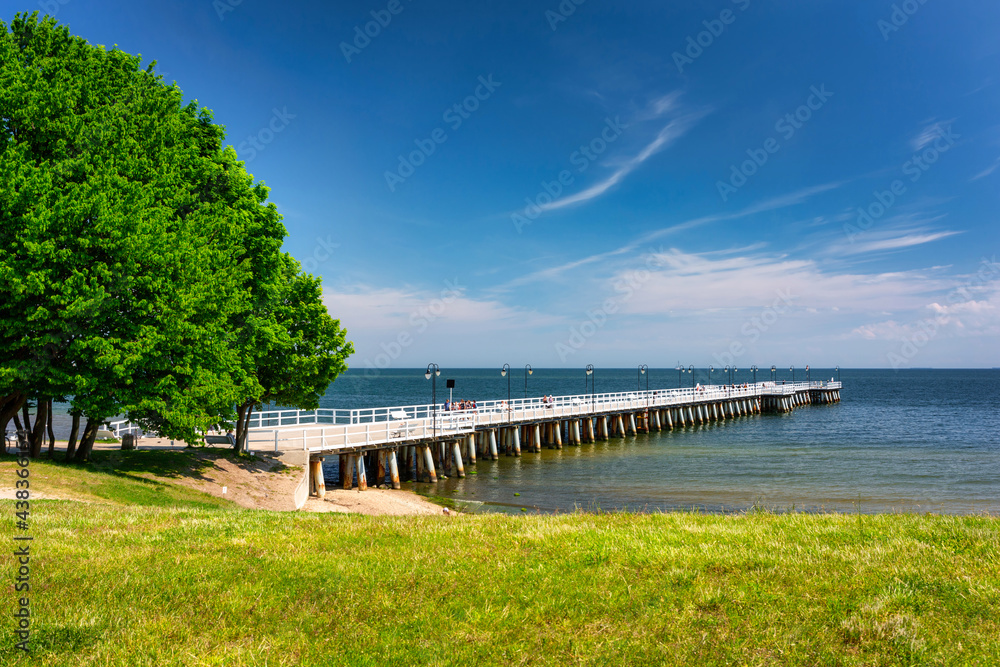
243, 381, 840, 453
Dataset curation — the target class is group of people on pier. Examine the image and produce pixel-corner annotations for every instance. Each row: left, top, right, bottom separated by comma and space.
443, 399, 477, 412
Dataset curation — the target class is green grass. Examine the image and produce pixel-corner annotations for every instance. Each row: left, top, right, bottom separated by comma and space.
2, 500, 998, 666
0, 451, 235, 510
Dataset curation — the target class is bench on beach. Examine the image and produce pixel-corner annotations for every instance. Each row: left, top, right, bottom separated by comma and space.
204, 434, 234, 447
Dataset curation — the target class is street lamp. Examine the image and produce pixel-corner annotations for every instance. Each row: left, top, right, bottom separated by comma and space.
790, 365, 795, 383
524, 364, 532, 399
689, 365, 695, 388
836, 365, 841, 383
806, 365, 810, 382
586, 364, 595, 409
771, 365, 776, 382
676, 362, 683, 389
425, 363, 441, 438
709, 365, 714, 386
638, 364, 648, 406
751, 365, 759, 384
500, 364, 511, 422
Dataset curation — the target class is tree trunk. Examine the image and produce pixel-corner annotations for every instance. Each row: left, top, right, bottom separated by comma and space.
235, 401, 254, 455
235, 404, 246, 453
0, 393, 26, 444
65, 412, 81, 461
29, 397, 49, 459
74, 418, 100, 463
21, 402, 31, 434
46, 400, 56, 457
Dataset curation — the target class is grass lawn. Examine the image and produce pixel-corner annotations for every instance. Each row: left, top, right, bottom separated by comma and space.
2, 453, 997, 665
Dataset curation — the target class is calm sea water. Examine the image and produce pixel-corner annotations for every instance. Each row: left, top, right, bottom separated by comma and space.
322, 368, 1000, 515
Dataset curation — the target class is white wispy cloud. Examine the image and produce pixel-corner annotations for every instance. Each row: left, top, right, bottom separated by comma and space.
497, 181, 844, 291
971, 158, 1000, 181
911, 119, 957, 151
538, 102, 708, 213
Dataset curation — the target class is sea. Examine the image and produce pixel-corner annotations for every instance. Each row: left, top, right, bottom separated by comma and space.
319, 368, 999, 515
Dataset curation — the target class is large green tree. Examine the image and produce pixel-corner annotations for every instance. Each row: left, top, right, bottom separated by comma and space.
0, 13, 351, 458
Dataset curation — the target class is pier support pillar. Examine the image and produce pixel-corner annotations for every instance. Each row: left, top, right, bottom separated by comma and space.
534, 424, 542, 452
467, 434, 477, 464
488, 429, 499, 459
339, 455, 349, 488
615, 414, 625, 438
584, 418, 594, 443
553, 422, 563, 448
513, 427, 521, 456
628, 413, 637, 435
652, 410, 661, 431
343, 454, 355, 489
356, 454, 368, 491
571, 420, 581, 445
421, 445, 437, 483
452, 441, 465, 478
309, 459, 326, 498
664, 409, 673, 428
388, 450, 401, 489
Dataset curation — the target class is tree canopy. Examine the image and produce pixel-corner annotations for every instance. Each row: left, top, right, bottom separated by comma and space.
0, 13, 353, 458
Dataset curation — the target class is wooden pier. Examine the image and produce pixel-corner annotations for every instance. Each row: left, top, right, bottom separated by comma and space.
244, 381, 842, 496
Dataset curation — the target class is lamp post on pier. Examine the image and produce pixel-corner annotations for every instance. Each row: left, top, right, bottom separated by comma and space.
836, 365, 841, 383
524, 364, 532, 400
790, 365, 795, 383
806, 365, 811, 383
751, 365, 759, 384
586, 365, 595, 410
425, 363, 441, 438
638, 364, 648, 406
709, 365, 714, 386
676, 363, 683, 389
771, 365, 776, 383
689, 365, 695, 389
500, 364, 511, 423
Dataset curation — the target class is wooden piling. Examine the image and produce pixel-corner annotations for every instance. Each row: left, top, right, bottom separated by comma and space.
452, 441, 465, 478
388, 450, 400, 489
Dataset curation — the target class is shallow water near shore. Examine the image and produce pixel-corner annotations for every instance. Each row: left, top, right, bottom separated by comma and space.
321, 368, 1000, 515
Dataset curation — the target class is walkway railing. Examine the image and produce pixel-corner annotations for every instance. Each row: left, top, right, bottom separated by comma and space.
242, 381, 840, 453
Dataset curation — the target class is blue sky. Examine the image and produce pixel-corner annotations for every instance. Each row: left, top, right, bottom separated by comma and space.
9, 0, 1000, 369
